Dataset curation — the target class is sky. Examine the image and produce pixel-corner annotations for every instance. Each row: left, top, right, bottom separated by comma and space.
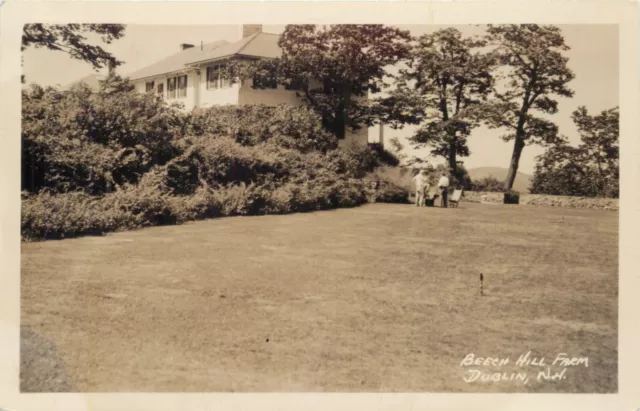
22, 24, 618, 175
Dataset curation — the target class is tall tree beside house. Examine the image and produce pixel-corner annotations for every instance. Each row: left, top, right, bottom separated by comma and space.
530, 106, 619, 198
483, 24, 575, 191
224, 24, 422, 140
397, 27, 496, 175
22, 24, 126, 83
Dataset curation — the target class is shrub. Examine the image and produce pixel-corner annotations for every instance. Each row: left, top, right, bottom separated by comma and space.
164, 136, 285, 194
364, 169, 410, 204
471, 176, 506, 192
372, 180, 410, 203
210, 183, 268, 216
331, 144, 394, 179
21, 168, 369, 241
530, 106, 618, 199
428, 163, 472, 191
167, 185, 221, 223
21, 83, 378, 242
22, 81, 183, 195
21, 191, 136, 240
330, 178, 367, 208
185, 104, 338, 153
102, 183, 177, 227
451, 164, 473, 191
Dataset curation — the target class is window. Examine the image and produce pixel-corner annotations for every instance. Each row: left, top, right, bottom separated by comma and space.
207, 64, 230, 90
167, 75, 187, 99
157, 82, 164, 96
177, 75, 187, 98
167, 77, 176, 99
206, 66, 217, 89
285, 77, 308, 91
145, 81, 155, 92
252, 76, 277, 89
220, 72, 230, 89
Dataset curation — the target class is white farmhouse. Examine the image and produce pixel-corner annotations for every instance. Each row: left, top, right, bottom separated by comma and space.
127, 25, 382, 147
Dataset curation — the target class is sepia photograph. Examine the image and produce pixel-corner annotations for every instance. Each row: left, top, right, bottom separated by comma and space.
17, 20, 620, 394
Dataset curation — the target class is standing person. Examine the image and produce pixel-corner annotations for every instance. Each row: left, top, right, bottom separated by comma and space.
438, 172, 450, 208
412, 169, 430, 207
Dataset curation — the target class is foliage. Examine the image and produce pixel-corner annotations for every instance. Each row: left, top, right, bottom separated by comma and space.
221, 24, 422, 139
424, 163, 471, 191
484, 24, 575, 190
450, 164, 473, 190
22, 24, 126, 83
364, 175, 410, 204
329, 143, 396, 179
21, 80, 378, 240
367, 143, 401, 167
185, 104, 337, 153
22, 176, 367, 241
470, 176, 506, 192
22, 79, 184, 195
530, 106, 619, 198
398, 28, 496, 172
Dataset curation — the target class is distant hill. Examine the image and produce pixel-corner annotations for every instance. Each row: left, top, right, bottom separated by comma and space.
467, 167, 532, 193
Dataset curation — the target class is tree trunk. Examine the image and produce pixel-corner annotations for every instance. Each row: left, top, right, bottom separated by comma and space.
334, 108, 346, 140
505, 135, 525, 191
505, 84, 533, 191
448, 135, 457, 174
338, 81, 352, 141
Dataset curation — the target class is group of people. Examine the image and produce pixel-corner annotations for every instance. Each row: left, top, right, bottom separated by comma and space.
411, 168, 451, 208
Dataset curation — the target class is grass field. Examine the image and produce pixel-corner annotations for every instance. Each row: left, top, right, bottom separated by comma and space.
20, 202, 618, 392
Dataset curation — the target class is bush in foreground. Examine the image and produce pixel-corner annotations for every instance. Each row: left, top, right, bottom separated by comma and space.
21, 82, 397, 242
21, 176, 367, 241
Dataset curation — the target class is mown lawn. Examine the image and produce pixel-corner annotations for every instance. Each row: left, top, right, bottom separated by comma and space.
20, 202, 618, 392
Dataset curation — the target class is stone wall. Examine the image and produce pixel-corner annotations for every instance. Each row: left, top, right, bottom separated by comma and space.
461, 191, 618, 211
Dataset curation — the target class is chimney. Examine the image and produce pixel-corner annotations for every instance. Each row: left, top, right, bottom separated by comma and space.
242, 24, 262, 38
180, 43, 195, 51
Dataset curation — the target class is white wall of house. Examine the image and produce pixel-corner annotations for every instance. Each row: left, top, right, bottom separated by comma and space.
132, 65, 376, 147
238, 79, 302, 106
197, 63, 241, 108
133, 71, 199, 111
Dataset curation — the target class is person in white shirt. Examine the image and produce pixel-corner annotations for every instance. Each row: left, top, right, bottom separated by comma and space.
412, 170, 431, 207
437, 173, 450, 208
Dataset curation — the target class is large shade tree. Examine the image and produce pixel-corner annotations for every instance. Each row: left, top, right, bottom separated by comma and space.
397, 27, 496, 174
484, 24, 575, 191
22, 24, 126, 69
223, 24, 423, 140
530, 106, 619, 198
22, 24, 126, 83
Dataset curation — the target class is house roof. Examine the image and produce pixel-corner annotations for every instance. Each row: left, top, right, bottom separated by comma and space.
61, 73, 106, 92
185, 32, 282, 66
127, 33, 282, 81
127, 40, 229, 81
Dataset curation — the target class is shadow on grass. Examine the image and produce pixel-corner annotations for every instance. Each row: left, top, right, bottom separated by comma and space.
20, 327, 74, 392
